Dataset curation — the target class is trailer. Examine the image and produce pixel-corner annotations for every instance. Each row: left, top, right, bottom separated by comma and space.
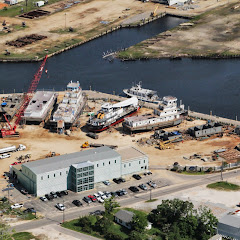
0, 145, 17, 154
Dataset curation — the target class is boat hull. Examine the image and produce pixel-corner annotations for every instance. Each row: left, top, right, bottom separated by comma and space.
87, 107, 140, 132
122, 118, 183, 132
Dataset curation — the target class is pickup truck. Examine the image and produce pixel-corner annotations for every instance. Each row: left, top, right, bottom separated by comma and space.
11, 203, 23, 209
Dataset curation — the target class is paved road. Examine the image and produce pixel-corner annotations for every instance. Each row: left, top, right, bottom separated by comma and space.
13, 169, 239, 232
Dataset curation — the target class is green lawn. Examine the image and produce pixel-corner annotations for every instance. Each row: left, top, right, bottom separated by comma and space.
12, 232, 39, 240
207, 181, 240, 191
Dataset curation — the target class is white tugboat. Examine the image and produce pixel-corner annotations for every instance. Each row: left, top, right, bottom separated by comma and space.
123, 82, 161, 104
122, 96, 186, 132
51, 81, 86, 129
87, 97, 139, 132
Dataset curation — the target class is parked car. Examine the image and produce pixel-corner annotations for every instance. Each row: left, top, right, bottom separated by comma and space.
61, 190, 68, 195
139, 184, 148, 190
104, 191, 112, 198
132, 174, 142, 180
83, 196, 92, 204
50, 192, 58, 198
56, 191, 63, 197
129, 186, 139, 192
90, 210, 104, 216
45, 194, 53, 200
55, 203, 65, 211
116, 190, 124, 196
40, 196, 48, 202
113, 178, 126, 184
11, 162, 18, 165
0, 153, 11, 159
11, 203, 23, 209
20, 189, 28, 195
110, 191, 118, 197
72, 200, 83, 207
88, 195, 97, 202
147, 181, 157, 188
119, 189, 127, 195
23, 208, 35, 213
103, 180, 110, 186
144, 171, 153, 176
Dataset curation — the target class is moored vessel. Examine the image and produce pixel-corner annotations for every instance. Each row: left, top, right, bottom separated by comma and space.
87, 97, 139, 132
51, 81, 86, 129
123, 82, 161, 104
123, 96, 186, 132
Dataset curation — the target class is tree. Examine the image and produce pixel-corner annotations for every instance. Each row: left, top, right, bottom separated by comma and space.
128, 230, 145, 240
103, 196, 120, 215
0, 221, 14, 240
94, 216, 113, 235
105, 228, 125, 240
78, 215, 97, 233
131, 211, 148, 233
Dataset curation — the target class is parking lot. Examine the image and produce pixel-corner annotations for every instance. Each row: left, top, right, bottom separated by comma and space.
20, 173, 171, 216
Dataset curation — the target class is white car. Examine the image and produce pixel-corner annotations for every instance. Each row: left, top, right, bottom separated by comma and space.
40, 196, 47, 202
94, 193, 100, 198
11, 203, 23, 209
103, 180, 110, 186
0, 153, 11, 159
98, 191, 104, 196
97, 197, 105, 203
55, 203, 65, 211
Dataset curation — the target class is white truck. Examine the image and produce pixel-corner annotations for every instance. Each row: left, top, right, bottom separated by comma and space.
0, 144, 26, 154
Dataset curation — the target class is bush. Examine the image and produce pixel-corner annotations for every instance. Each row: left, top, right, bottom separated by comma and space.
3, 7, 8, 11
105, 228, 125, 240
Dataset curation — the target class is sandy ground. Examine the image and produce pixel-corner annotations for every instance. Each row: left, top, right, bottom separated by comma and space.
0, 0, 231, 59
129, 174, 240, 219
123, 0, 240, 58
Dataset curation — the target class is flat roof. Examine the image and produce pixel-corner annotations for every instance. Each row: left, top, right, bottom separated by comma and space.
117, 146, 147, 162
219, 212, 240, 228
23, 146, 120, 175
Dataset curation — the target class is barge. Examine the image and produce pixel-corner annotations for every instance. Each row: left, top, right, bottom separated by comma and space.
87, 97, 139, 132
123, 96, 186, 132
23, 91, 57, 123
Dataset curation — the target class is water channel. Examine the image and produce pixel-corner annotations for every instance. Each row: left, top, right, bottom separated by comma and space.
0, 15, 239, 119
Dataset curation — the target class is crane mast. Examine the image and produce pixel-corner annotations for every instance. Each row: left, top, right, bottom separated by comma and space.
1, 55, 48, 138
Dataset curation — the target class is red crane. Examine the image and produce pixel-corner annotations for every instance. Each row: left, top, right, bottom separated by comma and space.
1, 55, 48, 138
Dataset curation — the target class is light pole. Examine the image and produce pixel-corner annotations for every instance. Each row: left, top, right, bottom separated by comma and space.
149, 188, 152, 201
65, 13, 67, 29
62, 199, 65, 223
221, 160, 223, 181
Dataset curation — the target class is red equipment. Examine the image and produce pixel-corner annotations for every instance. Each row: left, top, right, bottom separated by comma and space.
1, 55, 48, 138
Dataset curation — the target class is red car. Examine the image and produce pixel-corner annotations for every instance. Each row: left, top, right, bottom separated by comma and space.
88, 195, 97, 202
11, 162, 18, 165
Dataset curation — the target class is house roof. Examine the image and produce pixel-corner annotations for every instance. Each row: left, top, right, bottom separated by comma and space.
115, 210, 134, 223
22, 146, 120, 175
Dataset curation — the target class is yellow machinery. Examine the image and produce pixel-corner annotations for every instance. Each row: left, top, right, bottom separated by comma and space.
81, 141, 89, 148
159, 139, 174, 150
150, 5, 158, 17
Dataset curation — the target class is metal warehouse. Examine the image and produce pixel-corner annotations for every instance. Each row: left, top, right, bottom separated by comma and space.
12, 146, 148, 196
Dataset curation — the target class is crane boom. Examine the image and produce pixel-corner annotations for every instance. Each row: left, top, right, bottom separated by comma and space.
1, 55, 48, 138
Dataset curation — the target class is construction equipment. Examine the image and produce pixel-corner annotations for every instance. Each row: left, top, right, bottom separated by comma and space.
159, 139, 174, 150
150, 5, 158, 17
1, 55, 48, 138
82, 141, 90, 148
46, 152, 60, 158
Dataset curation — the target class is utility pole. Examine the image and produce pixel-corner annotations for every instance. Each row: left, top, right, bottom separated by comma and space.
62, 199, 65, 223
221, 160, 223, 181
65, 13, 67, 29
149, 188, 152, 201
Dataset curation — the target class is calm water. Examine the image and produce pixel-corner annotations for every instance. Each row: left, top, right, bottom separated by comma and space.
0, 15, 240, 119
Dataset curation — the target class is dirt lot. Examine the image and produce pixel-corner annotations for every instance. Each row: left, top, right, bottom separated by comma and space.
120, 0, 240, 59
0, 0, 230, 59
1, 99, 240, 191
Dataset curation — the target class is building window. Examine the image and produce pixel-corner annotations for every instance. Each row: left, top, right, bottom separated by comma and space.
89, 184, 94, 189
83, 172, 88, 177
83, 178, 88, 184
103, 163, 104, 166
115, 160, 116, 163
89, 166, 94, 170
124, 164, 126, 168
77, 173, 82, 178
139, 161, 141, 164
54, 174, 55, 177
97, 164, 99, 167
89, 171, 94, 176
41, 176, 43, 180
144, 160, 145, 163
109, 161, 110, 165
129, 163, 131, 167
89, 176, 94, 182
77, 179, 83, 185
60, 172, 61, 176
83, 167, 88, 172
66, 171, 68, 174
48, 175, 49, 178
